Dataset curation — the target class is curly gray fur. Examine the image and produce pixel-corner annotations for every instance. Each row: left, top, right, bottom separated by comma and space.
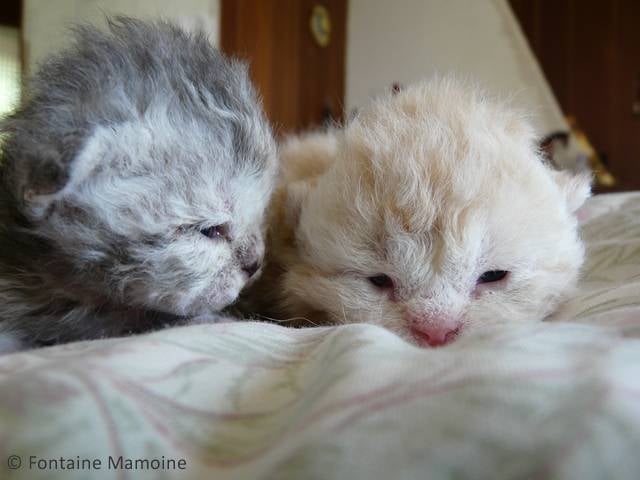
0, 17, 277, 352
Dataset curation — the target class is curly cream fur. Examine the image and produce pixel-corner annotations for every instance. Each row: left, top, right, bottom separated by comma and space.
242, 78, 590, 346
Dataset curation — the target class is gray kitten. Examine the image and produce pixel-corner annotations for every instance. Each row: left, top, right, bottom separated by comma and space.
0, 18, 276, 352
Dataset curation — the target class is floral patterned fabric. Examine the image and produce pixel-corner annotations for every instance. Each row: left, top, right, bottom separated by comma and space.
1, 193, 640, 480
552, 192, 640, 337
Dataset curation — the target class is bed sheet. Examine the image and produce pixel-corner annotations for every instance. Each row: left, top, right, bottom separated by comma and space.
1, 193, 640, 480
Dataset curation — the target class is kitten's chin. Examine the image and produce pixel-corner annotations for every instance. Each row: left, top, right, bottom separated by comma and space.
143, 288, 243, 319
196, 281, 250, 314
183, 293, 241, 317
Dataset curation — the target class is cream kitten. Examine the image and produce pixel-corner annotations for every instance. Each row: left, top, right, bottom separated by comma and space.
241, 79, 590, 347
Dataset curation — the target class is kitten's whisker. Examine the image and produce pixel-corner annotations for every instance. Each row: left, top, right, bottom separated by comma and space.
341, 303, 348, 324
255, 314, 321, 328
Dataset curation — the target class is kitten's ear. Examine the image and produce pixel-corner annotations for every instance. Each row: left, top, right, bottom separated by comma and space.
283, 180, 312, 227
11, 128, 89, 219
553, 170, 592, 213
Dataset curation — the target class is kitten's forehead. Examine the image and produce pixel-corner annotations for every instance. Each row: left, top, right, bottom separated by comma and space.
77, 115, 272, 183
343, 78, 536, 180
66, 116, 274, 235
2, 17, 277, 217
337, 79, 557, 238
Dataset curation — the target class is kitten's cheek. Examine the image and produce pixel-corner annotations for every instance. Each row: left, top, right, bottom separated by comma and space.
224, 269, 252, 304
472, 282, 507, 299
208, 285, 241, 310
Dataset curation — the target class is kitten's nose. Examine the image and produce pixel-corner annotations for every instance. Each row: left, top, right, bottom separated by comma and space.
409, 323, 460, 347
242, 261, 261, 278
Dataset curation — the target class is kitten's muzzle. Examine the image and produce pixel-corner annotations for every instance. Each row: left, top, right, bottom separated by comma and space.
235, 234, 264, 279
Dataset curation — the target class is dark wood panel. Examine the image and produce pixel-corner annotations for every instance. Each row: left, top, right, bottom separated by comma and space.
297, 0, 346, 129
612, 0, 640, 190
536, 0, 570, 108
568, 0, 616, 177
221, 0, 346, 136
0, 0, 21, 27
510, 0, 640, 191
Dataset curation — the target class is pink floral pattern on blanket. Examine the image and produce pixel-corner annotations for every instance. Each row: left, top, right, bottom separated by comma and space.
552, 192, 640, 337
0, 193, 639, 480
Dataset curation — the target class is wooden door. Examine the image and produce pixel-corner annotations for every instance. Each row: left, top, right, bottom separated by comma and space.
221, 0, 347, 136
510, 0, 640, 192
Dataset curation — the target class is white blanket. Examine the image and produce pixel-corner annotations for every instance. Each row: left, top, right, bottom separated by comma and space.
1, 192, 640, 480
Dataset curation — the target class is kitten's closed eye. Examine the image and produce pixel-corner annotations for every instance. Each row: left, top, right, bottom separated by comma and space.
368, 274, 394, 289
200, 224, 230, 241
477, 270, 509, 284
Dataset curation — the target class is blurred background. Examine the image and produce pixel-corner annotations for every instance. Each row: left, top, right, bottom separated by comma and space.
0, 0, 638, 192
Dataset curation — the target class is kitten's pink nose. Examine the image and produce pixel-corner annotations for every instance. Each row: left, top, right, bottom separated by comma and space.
410, 323, 460, 347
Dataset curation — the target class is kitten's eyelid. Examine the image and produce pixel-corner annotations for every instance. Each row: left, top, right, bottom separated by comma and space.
199, 223, 231, 241
477, 270, 509, 284
368, 274, 394, 289
176, 222, 232, 241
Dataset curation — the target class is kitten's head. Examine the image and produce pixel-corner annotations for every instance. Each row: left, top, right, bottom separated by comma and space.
283, 79, 590, 346
2, 18, 276, 315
